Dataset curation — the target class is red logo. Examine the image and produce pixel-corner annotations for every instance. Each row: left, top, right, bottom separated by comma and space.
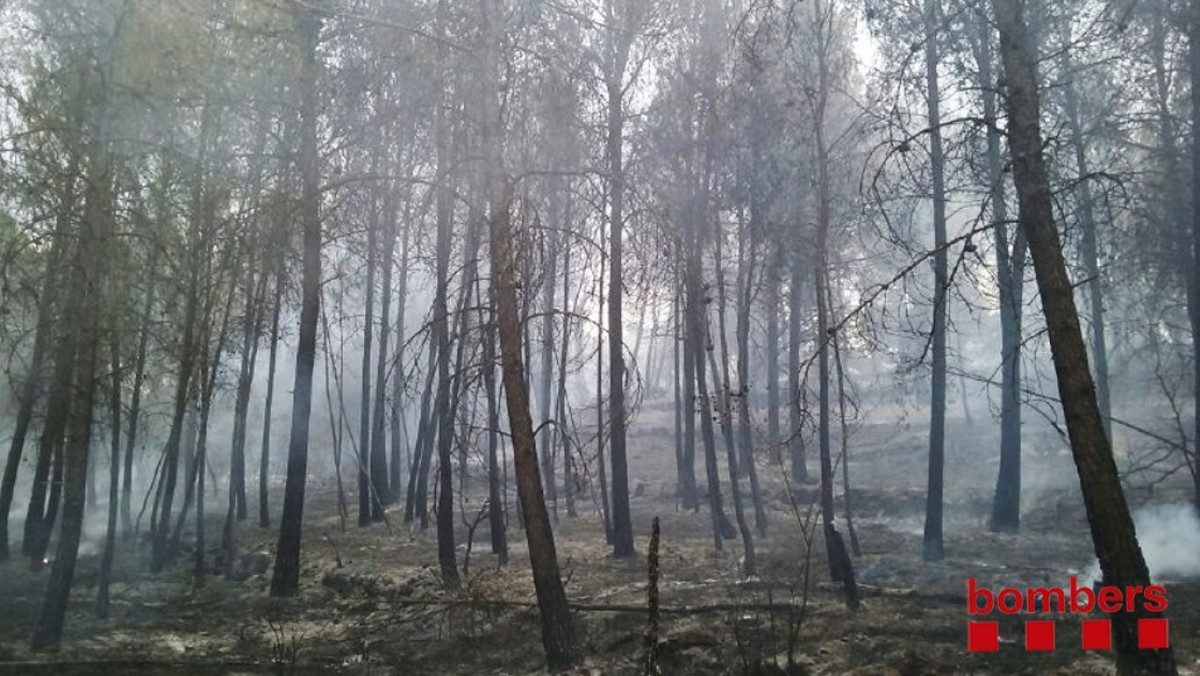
966, 577, 1169, 652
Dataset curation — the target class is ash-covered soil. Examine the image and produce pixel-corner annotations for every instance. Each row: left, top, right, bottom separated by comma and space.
1, 404, 1197, 675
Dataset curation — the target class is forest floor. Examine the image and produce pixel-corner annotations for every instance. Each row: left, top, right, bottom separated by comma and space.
1, 401, 1198, 675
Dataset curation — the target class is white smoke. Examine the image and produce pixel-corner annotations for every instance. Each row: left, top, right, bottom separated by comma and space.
1083, 503, 1200, 584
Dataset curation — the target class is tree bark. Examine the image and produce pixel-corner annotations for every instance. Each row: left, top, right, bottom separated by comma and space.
371, 189, 397, 517
974, 14, 1026, 533
358, 181, 378, 527
788, 246, 808, 485
606, 73, 635, 558
270, 5, 322, 598
922, 0, 948, 563
1186, 0, 1200, 516
1061, 32, 1111, 441
735, 210, 767, 534
259, 264, 283, 528
390, 202, 412, 501
539, 215, 560, 519
432, 0, 459, 588
96, 317, 121, 618
993, 0, 1177, 670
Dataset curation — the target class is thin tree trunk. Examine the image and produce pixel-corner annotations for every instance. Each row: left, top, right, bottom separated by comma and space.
595, 220, 612, 541
321, 305, 350, 530
766, 249, 781, 443
539, 220, 559, 520
390, 204, 412, 501
557, 229, 576, 518
269, 6, 321, 598
829, 287, 860, 556
680, 267, 699, 511
96, 324, 121, 618
715, 223, 756, 573
358, 184, 378, 527
371, 190, 397, 517
1061, 33, 1111, 441
787, 247, 808, 484
975, 14, 1026, 533
259, 265, 283, 528
121, 244, 158, 540
408, 337, 439, 527
606, 72, 635, 559
484, 280, 508, 563
1185, 0, 1200, 516
922, 0, 948, 563
431, 0, 458, 587
229, 266, 265, 525
691, 303, 728, 552
734, 211, 767, 535
811, 0, 839, 579
23, 325, 74, 565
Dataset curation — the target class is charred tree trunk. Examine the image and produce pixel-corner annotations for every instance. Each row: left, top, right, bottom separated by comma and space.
787, 247, 808, 485
595, 220, 612, 541
994, 0, 1177, 670
975, 14, 1027, 533
24, 317, 75, 565
691, 301, 730, 552
815, 256, 837, 580
389, 206, 412, 501
484, 282, 508, 564
358, 185, 378, 528
1061, 34, 1111, 441
1189, 0, 1200, 516
96, 321, 121, 618
765, 249, 781, 445
270, 6, 322, 598
259, 264, 283, 528
715, 227, 756, 574
121, 243, 158, 540
735, 211, 767, 535
675, 272, 698, 510
483, 0, 576, 649
922, 0, 948, 564
539, 221, 560, 520
408, 338, 439, 527
680, 281, 700, 513
812, 0, 839, 578
488, 175, 577, 671
829, 294, 860, 556
557, 229, 576, 518
606, 70, 635, 559
432, 0, 459, 587
371, 190, 397, 517
229, 267, 264, 525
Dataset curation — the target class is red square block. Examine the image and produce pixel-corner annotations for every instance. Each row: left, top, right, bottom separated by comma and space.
1025, 620, 1055, 651
1138, 618, 1169, 650
1082, 619, 1112, 651
968, 621, 999, 652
